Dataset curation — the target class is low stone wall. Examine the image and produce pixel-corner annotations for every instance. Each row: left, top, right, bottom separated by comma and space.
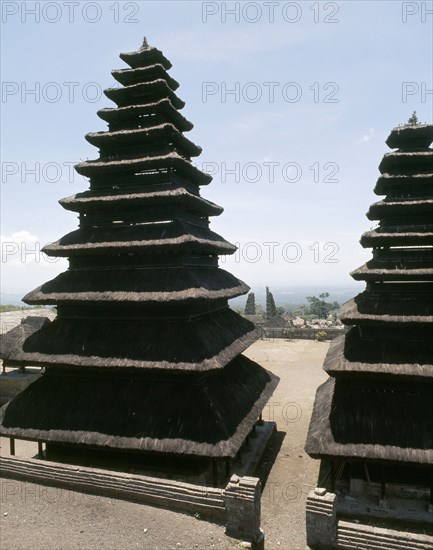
0, 456, 264, 547
306, 488, 433, 549
261, 327, 344, 341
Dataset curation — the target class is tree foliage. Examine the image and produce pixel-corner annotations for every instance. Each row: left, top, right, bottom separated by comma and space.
305, 292, 339, 319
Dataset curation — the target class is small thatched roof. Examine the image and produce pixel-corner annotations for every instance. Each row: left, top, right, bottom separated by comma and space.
305, 377, 433, 465
385, 123, 433, 149
361, 228, 433, 248
105, 79, 185, 110
60, 184, 222, 216
85, 123, 201, 158
0, 355, 279, 459
75, 152, 212, 185
2, 308, 261, 372
112, 63, 179, 89
23, 267, 249, 305
374, 173, 433, 195
42, 221, 237, 257
367, 198, 433, 220
97, 99, 193, 132
340, 291, 433, 325
379, 150, 433, 175
351, 247, 433, 282
323, 331, 433, 377
119, 43, 171, 70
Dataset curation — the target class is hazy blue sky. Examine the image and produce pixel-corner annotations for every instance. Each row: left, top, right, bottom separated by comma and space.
1, 0, 432, 299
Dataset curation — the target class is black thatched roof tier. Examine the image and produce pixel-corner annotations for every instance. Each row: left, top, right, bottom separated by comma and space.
75, 151, 210, 180
112, 64, 179, 89
306, 122, 433, 475
23, 267, 249, 305
374, 173, 433, 195
1, 308, 262, 372
60, 185, 222, 216
305, 377, 433, 465
98, 100, 193, 132
351, 263, 433, 282
0, 39, 279, 466
104, 80, 185, 110
351, 248, 433, 281
323, 331, 433, 377
42, 221, 237, 257
340, 289, 433, 325
386, 124, 433, 149
85, 124, 202, 158
0, 355, 279, 459
379, 150, 433, 175
367, 198, 433, 220
360, 228, 433, 247
75, 152, 212, 186
119, 43, 171, 70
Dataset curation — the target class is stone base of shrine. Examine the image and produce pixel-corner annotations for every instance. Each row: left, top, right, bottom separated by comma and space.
306, 487, 433, 549
0, 455, 265, 547
0, 423, 275, 547
13, 420, 276, 488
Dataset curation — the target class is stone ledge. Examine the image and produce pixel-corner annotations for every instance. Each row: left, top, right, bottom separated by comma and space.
0, 455, 225, 521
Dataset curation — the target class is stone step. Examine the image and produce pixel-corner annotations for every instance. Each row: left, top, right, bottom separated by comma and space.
337, 519, 433, 550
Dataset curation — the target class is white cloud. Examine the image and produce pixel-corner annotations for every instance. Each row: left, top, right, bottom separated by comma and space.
357, 128, 375, 143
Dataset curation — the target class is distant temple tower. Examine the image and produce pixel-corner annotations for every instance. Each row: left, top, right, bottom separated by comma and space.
0, 39, 278, 483
245, 292, 256, 315
305, 121, 433, 548
265, 287, 277, 319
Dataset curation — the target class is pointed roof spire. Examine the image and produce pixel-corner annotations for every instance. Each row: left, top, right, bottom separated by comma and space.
407, 110, 418, 125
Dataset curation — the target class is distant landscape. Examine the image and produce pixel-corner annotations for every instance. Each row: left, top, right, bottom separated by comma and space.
1, 286, 361, 310
229, 285, 360, 311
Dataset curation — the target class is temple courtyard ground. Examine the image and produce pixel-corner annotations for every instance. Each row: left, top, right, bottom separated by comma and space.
0, 338, 329, 550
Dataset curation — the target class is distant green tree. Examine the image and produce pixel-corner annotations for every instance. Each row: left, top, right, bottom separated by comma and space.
276, 306, 286, 315
305, 292, 339, 319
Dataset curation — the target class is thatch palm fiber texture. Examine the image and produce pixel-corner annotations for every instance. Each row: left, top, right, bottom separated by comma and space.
0, 39, 278, 463
306, 123, 433, 466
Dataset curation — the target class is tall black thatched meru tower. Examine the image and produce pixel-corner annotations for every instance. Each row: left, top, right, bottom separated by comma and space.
305, 121, 433, 548
0, 40, 278, 480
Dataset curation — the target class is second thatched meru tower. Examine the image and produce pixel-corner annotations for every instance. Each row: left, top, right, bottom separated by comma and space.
0, 39, 278, 482
305, 119, 433, 548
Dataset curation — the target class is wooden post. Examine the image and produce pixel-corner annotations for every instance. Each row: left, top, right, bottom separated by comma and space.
38, 441, 43, 456
212, 459, 218, 487
330, 461, 335, 493
429, 470, 433, 506
9, 438, 15, 456
381, 466, 386, 500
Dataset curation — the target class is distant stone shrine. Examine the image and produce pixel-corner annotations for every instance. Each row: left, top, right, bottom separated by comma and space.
0, 39, 278, 485
305, 120, 433, 548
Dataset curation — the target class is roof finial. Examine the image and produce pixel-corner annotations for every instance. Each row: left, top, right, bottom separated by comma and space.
141, 36, 150, 50
407, 111, 418, 125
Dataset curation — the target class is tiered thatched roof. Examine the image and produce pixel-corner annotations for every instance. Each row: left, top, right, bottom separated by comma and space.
0, 39, 278, 461
306, 122, 433, 465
